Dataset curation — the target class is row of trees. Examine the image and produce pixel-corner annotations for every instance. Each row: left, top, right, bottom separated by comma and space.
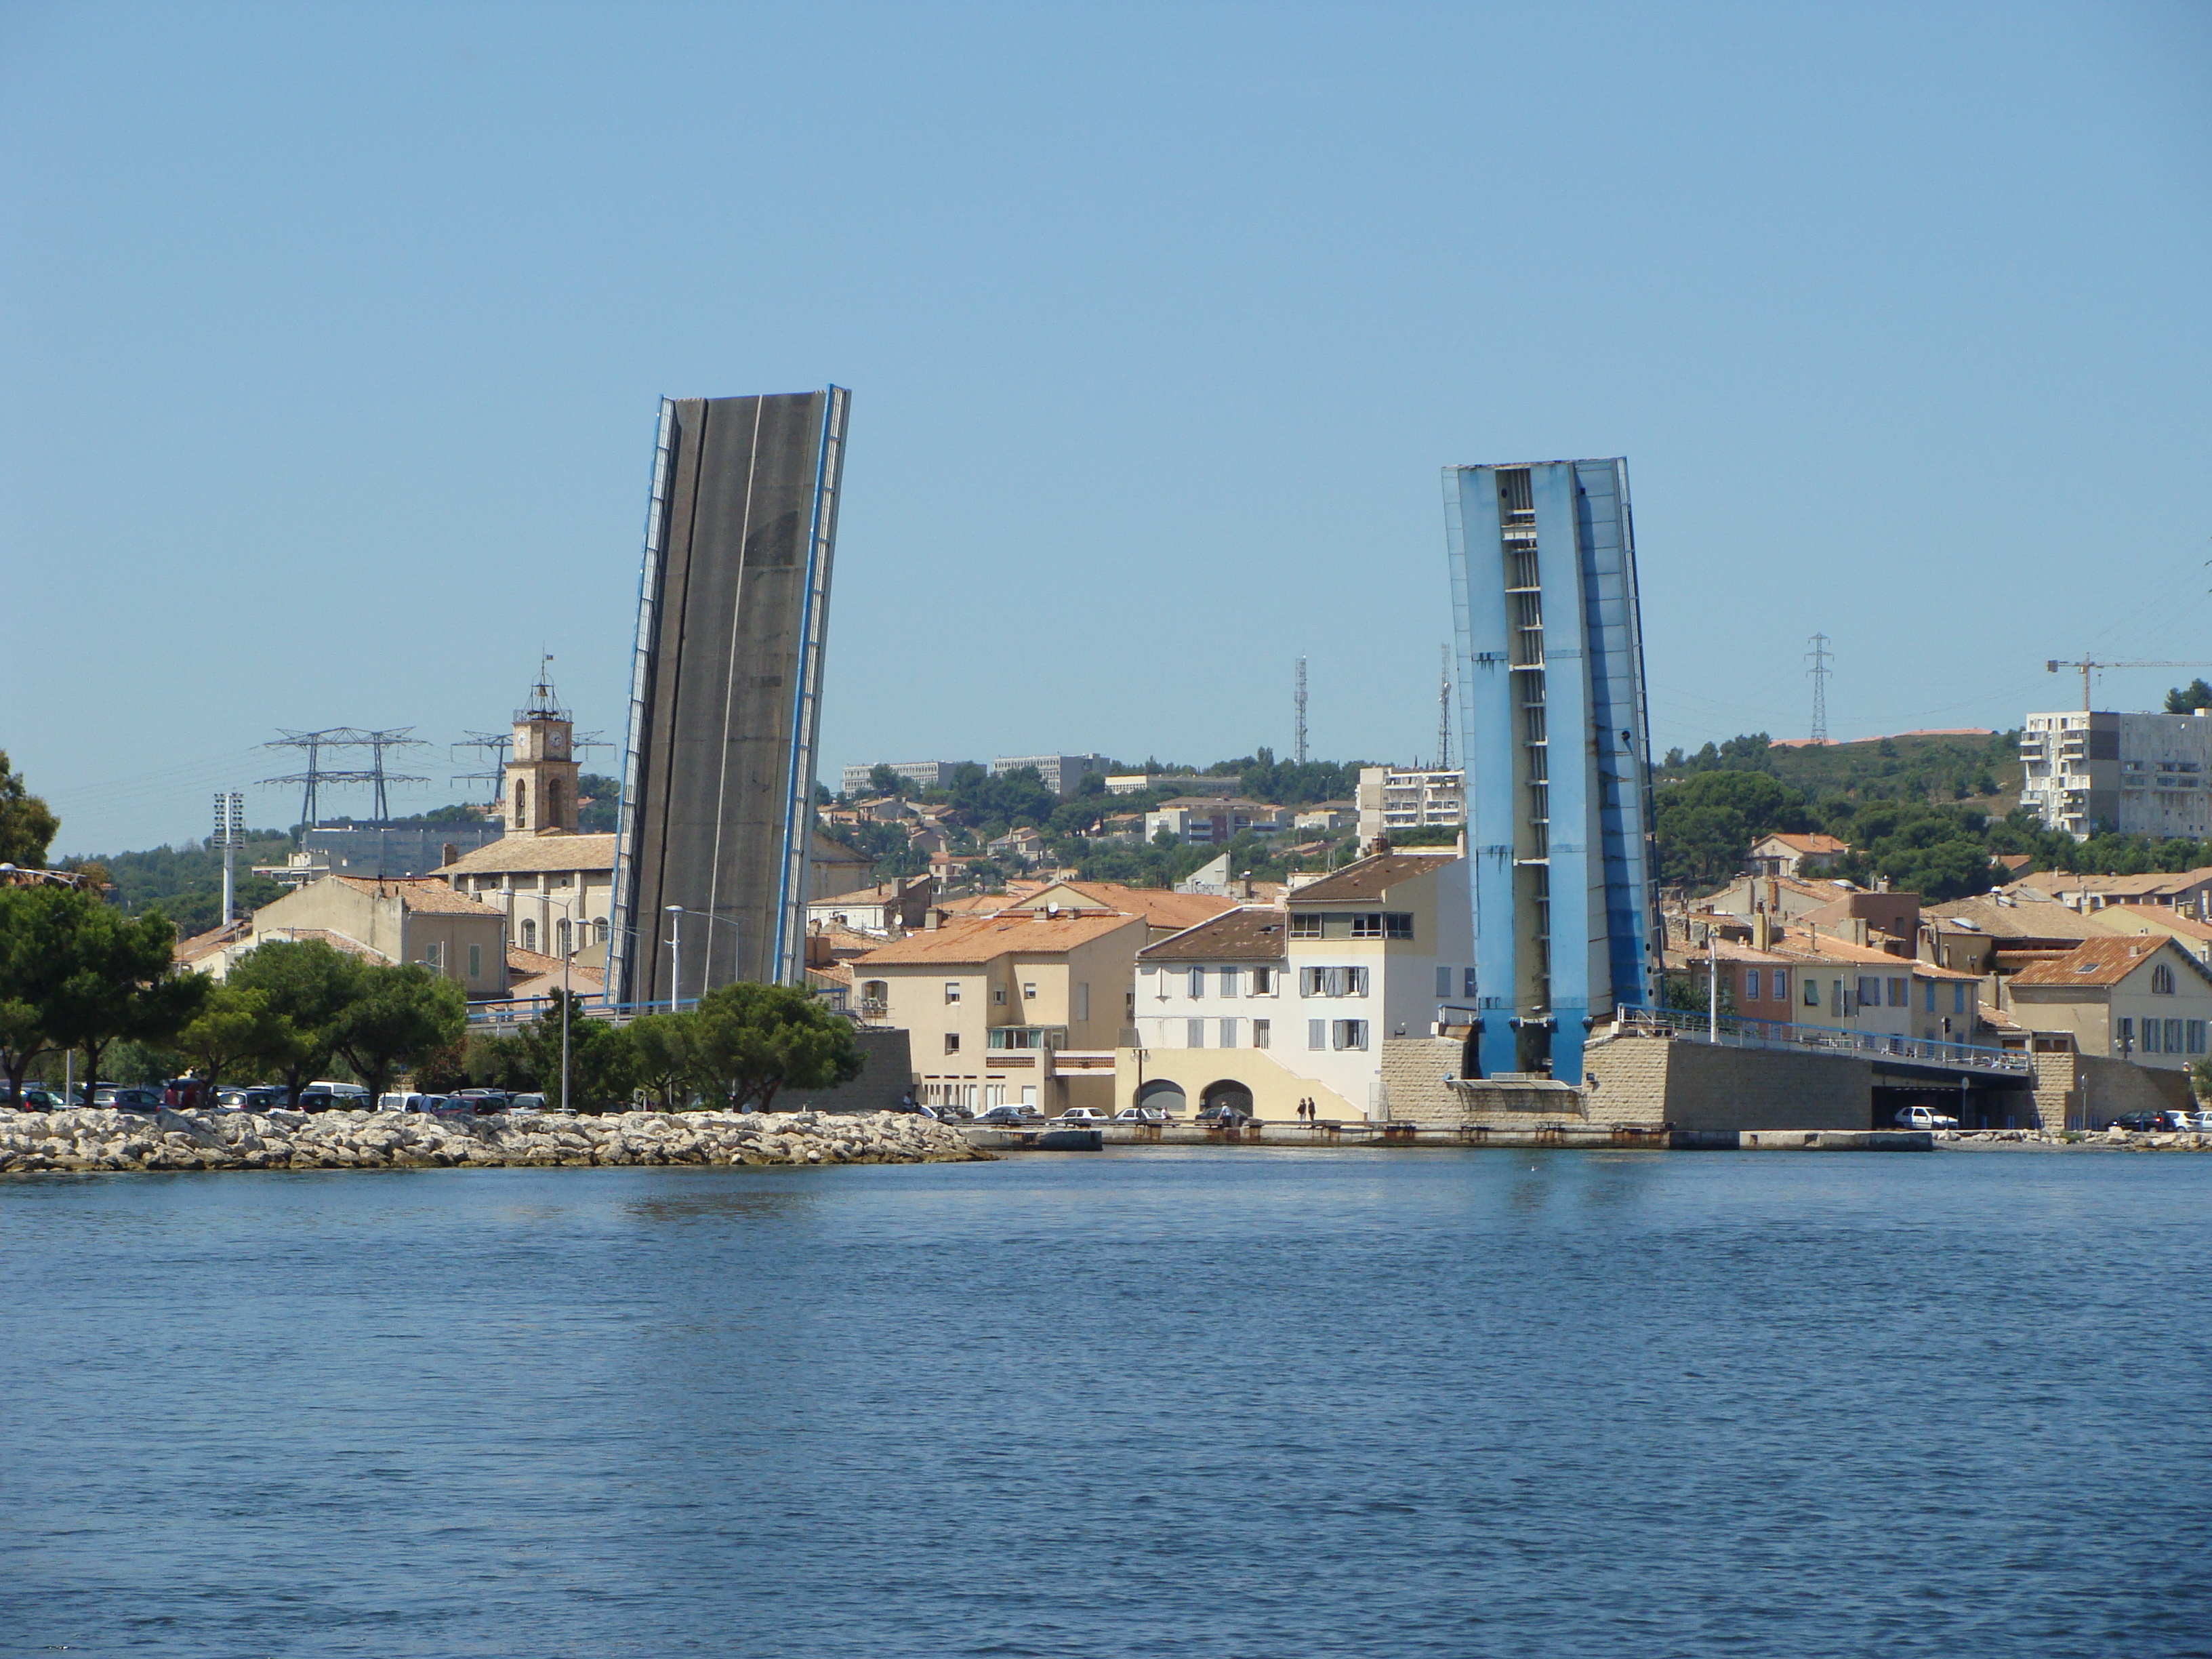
0, 884, 468, 1105
426, 983, 863, 1113
0, 881, 864, 1113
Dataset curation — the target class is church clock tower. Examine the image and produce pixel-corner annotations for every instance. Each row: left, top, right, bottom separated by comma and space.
504, 660, 581, 834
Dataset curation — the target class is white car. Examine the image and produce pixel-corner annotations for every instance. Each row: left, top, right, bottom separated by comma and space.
1113, 1106, 1169, 1123
1050, 1108, 1111, 1125
1893, 1105, 1960, 1130
2186, 1108, 2212, 1132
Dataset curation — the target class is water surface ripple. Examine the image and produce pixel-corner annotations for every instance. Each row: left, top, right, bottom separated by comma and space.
3, 1148, 2208, 1657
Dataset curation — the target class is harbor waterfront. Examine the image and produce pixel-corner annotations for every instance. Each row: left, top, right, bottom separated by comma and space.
4, 1149, 2208, 1658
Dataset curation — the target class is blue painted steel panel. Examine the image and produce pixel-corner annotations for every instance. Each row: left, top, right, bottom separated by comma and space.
1444, 466, 1519, 1079
1532, 463, 1590, 1083
1445, 455, 1656, 1086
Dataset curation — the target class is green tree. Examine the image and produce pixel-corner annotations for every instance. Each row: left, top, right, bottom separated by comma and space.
172, 983, 287, 1097
0, 753, 59, 869
22, 891, 206, 1096
2167, 680, 2212, 714
627, 1011, 702, 1111
334, 962, 468, 1101
690, 981, 862, 1111
867, 763, 907, 798
226, 939, 363, 1105
1652, 770, 1814, 890
519, 989, 636, 1112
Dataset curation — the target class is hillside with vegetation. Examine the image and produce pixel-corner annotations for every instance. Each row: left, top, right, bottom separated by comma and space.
1653, 724, 2212, 902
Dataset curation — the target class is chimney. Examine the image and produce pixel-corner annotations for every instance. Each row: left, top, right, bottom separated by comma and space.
926, 907, 946, 930
1849, 918, 1870, 947
1753, 911, 1776, 951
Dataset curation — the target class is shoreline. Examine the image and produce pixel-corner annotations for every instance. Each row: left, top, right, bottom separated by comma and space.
0, 1106, 991, 1174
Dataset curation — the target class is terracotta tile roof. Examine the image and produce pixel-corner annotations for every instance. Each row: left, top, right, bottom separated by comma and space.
1004, 881, 1237, 932
1922, 895, 2114, 941
1767, 928, 1979, 979
2009, 936, 2212, 988
173, 919, 249, 964
1140, 907, 1290, 963
506, 945, 565, 976
2019, 868, 2212, 899
850, 912, 1141, 966
434, 833, 618, 876
330, 876, 506, 916
807, 962, 854, 989
1757, 832, 1849, 854
1288, 851, 1458, 904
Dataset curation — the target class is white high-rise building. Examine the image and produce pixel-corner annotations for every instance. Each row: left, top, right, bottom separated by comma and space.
2020, 710, 2212, 839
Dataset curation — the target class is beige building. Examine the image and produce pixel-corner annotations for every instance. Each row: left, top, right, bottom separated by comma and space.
805, 874, 937, 935
1125, 851, 1472, 1122
1355, 766, 1464, 842
194, 875, 511, 998
1746, 832, 1849, 878
848, 911, 1148, 1115
2005, 936, 2212, 1068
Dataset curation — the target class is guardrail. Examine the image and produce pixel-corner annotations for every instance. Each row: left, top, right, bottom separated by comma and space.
1615, 1006, 2031, 1076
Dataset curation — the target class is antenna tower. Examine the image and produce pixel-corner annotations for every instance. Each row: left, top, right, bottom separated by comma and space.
1294, 657, 1309, 764
1806, 633, 1833, 744
1437, 644, 1454, 770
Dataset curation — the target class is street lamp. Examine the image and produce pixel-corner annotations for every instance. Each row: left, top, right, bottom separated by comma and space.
539, 893, 581, 1113
665, 904, 683, 1011
665, 905, 748, 1004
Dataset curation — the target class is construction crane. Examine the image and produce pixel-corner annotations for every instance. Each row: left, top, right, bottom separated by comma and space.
2045, 659, 2212, 712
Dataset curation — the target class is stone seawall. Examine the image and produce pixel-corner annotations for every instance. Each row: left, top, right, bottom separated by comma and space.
0, 1107, 989, 1174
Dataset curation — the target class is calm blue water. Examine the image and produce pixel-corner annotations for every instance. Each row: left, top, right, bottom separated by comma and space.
3, 1148, 2209, 1658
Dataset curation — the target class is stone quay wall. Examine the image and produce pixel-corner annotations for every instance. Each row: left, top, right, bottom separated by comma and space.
0, 1107, 988, 1175
1380, 1032, 1879, 1134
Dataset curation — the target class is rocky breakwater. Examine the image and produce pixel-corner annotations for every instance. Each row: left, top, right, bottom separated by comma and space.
0, 1107, 991, 1174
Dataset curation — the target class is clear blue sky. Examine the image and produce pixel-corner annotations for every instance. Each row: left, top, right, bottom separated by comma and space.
5, 1, 2207, 855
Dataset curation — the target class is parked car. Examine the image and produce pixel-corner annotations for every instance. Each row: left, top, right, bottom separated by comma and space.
975, 1105, 1032, 1126
161, 1078, 211, 1110
1, 1086, 62, 1111
2109, 1110, 2191, 1132
94, 1086, 163, 1113
1051, 1108, 1111, 1126
376, 1092, 451, 1113
1113, 1106, 1168, 1124
216, 1086, 285, 1112
508, 1093, 549, 1113
2187, 1109, 2212, 1132
1195, 1102, 1252, 1125
452, 1088, 510, 1111
1892, 1105, 1960, 1130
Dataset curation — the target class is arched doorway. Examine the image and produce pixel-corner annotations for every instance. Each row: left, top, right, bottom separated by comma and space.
1135, 1079, 1186, 1117
1200, 1080, 1254, 1118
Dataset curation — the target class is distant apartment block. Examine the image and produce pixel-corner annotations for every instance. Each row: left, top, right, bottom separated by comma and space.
1355, 767, 1465, 842
1146, 798, 1288, 845
2020, 710, 2212, 840
840, 760, 962, 797
992, 754, 1111, 796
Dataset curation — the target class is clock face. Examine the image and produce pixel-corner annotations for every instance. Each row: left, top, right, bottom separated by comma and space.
550, 733, 569, 758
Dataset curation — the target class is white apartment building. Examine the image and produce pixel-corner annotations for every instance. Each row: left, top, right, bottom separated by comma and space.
1356, 766, 1465, 842
991, 753, 1113, 796
2020, 710, 2212, 840
840, 760, 962, 796
1127, 850, 1473, 1120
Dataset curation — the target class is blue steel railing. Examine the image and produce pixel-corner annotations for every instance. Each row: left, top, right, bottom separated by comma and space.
1616, 1006, 2030, 1076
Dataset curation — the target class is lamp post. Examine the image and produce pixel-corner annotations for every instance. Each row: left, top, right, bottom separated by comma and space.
541, 893, 580, 1113
665, 904, 683, 1010
665, 905, 748, 1002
